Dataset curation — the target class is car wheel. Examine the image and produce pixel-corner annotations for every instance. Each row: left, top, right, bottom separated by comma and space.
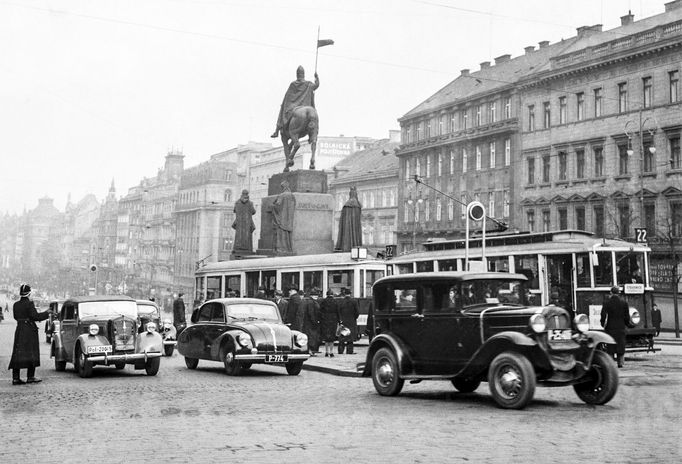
184, 357, 199, 370
114, 362, 126, 370
164, 345, 174, 356
76, 346, 93, 378
573, 350, 619, 405
371, 347, 404, 396
145, 357, 160, 376
488, 351, 536, 409
285, 362, 303, 376
54, 358, 66, 372
452, 377, 481, 393
241, 363, 252, 370
222, 348, 242, 376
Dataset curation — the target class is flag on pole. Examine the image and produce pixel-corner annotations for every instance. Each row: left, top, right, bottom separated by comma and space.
317, 39, 334, 48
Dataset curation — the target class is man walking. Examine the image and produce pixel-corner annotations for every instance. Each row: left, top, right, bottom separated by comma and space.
337, 288, 359, 355
173, 293, 186, 335
652, 304, 662, 336
600, 286, 631, 368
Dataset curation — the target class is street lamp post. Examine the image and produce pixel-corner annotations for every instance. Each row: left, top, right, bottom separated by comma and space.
625, 109, 657, 232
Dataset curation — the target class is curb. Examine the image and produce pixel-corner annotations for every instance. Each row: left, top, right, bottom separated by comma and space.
302, 363, 363, 377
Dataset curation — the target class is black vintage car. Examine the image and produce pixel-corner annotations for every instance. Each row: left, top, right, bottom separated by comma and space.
363, 272, 626, 409
177, 298, 310, 375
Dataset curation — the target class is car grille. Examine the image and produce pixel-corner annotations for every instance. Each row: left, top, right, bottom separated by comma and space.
111, 317, 136, 351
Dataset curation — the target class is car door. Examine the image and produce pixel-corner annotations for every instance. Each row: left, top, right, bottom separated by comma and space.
60, 302, 78, 362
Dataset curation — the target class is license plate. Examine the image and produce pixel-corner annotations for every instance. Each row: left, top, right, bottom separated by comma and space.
265, 354, 288, 363
547, 329, 572, 341
87, 345, 112, 354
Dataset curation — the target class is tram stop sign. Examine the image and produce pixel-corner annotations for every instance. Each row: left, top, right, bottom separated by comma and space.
634, 228, 647, 243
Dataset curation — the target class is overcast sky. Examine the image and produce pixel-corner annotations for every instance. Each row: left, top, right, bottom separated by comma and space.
0, 0, 670, 215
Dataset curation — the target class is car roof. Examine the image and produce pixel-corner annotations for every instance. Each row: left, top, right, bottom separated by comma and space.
376, 272, 528, 285
136, 299, 159, 307
205, 297, 277, 307
64, 295, 136, 304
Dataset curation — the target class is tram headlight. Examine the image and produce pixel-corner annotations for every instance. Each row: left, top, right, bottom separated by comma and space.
237, 333, 252, 349
529, 314, 546, 333
88, 324, 100, 336
629, 308, 641, 326
574, 314, 590, 333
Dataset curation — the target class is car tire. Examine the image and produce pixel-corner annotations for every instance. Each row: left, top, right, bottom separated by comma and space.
488, 351, 536, 409
285, 362, 303, 376
452, 377, 481, 393
76, 346, 93, 378
222, 348, 242, 376
54, 358, 66, 372
241, 363, 252, 370
184, 357, 199, 370
371, 347, 404, 396
145, 357, 160, 376
573, 350, 618, 405
164, 345, 174, 356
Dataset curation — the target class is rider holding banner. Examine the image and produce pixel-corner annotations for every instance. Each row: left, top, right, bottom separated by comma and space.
271, 65, 319, 139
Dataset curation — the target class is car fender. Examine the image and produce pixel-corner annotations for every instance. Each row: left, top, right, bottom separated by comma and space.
457, 331, 549, 380
74, 334, 110, 358
212, 330, 242, 360
362, 332, 416, 377
137, 331, 163, 353
584, 330, 616, 345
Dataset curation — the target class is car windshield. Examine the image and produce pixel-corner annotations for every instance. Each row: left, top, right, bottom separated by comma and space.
80, 300, 138, 319
137, 304, 159, 318
226, 303, 280, 322
462, 279, 527, 308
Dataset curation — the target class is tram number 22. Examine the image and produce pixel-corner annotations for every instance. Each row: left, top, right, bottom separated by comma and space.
634, 228, 647, 244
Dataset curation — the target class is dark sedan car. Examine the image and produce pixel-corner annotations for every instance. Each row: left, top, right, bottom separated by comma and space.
363, 272, 624, 409
178, 298, 310, 375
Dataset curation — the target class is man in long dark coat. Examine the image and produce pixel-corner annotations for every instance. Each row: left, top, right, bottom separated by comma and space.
8, 284, 51, 385
173, 293, 186, 335
274, 289, 289, 322
337, 288, 359, 354
286, 288, 302, 330
319, 289, 340, 357
299, 290, 321, 355
600, 286, 631, 368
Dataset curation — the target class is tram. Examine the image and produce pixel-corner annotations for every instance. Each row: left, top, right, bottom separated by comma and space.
385, 230, 656, 350
194, 252, 386, 335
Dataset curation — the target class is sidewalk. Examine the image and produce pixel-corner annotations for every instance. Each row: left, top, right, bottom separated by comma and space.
655, 331, 682, 345
302, 340, 368, 377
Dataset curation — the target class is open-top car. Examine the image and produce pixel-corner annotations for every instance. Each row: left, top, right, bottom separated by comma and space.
363, 272, 625, 409
136, 299, 176, 356
51, 295, 163, 377
178, 298, 310, 375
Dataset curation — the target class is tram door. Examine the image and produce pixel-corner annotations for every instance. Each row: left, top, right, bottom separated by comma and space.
262, 271, 276, 297
545, 254, 575, 313
245, 272, 260, 298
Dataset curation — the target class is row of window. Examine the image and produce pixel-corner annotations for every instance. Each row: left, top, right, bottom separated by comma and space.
405, 139, 513, 178
403, 190, 511, 224
527, 70, 680, 130
335, 188, 397, 210
402, 96, 513, 143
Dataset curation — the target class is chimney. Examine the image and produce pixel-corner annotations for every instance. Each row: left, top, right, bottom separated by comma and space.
538, 40, 549, 49
460, 69, 470, 77
495, 54, 511, 65
524, 45, 535, 54
621, 11, 634, 26
666, 0, 682, 12
577, 24, 603, 38
480, 61, 490, 70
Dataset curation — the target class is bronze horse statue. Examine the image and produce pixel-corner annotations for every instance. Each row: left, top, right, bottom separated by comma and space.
280, 106, 318, 172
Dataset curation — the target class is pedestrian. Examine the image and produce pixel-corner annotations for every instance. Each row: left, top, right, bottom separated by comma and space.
286, 287, 302, 330
652, 303, 662, 336
274, 289, 288, 322
255, 285, 268, 300
300, 289, 321, 355
600, 286, 631, 368
337, 287, 359, 355
8, 284, 51, 385
173, 292, 186, 335
319, 289, 340, 357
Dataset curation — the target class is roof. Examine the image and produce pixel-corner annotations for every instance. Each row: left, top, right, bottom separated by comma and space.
64, 295, 135, 304
376, 272, 528, 284
199, 252, 385, 274
329, 139, 400, 185
206, 297, 277, 307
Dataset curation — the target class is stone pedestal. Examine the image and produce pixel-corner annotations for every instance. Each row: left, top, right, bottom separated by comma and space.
257, 171, 334, 256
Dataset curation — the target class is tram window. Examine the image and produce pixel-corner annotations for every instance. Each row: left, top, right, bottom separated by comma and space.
416, 261, 434, 272
195, 277, 205, 303
329, 270, 354, 296
397, 263, 413, 274
225, 275, 241, 297
576, 253, 591, 287
303, 271, 323, 294
206, 276, 222, 300
365, 270, 384, 298
438, 259, 458, 271
488, 256, 509, 272
616, 252, 644, 285
514, 255, 539, 289
281, 272, 300, 292
594, 251, 613, 287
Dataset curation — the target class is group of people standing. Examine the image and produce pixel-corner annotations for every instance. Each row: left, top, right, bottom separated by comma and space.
273, 287, 359, 357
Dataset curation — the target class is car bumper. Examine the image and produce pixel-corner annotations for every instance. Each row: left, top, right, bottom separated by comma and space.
87, 351, 163, 363
235, 353, 310, 362
163, 340, 177, 347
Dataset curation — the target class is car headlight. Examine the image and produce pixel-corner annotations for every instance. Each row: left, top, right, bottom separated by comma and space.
529, 314, 546, 333
574, 314, 590, 333
88, 324, 99, 336
146, 321, 157, 333
629, 308, 641, 326
237, 333, 252, 349
295, 332, 308, 347
163, 319, 172, 329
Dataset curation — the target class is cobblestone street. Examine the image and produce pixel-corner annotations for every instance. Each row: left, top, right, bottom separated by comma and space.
1, 319, 681, 463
